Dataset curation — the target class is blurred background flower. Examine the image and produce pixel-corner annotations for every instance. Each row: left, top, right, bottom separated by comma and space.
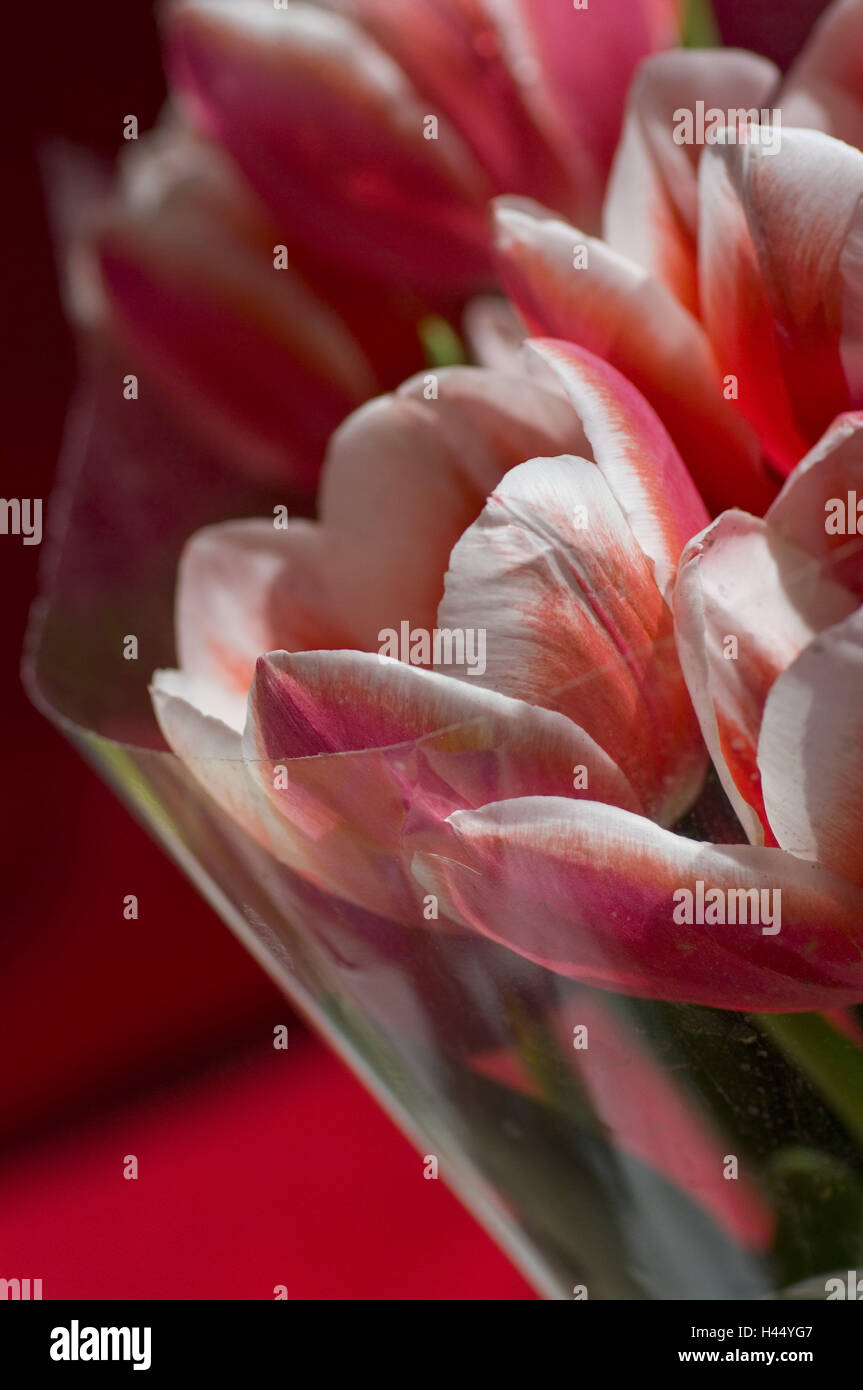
72, 0, 682, 492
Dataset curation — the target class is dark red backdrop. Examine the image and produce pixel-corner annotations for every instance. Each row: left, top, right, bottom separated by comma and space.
2, 0, 830, 1300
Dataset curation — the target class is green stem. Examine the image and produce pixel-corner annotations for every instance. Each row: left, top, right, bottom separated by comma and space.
754, 1011, 863, 1149
682, 0, 719, 49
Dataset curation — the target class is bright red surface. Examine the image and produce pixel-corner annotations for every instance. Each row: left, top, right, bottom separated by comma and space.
0, 1036, 533, 1300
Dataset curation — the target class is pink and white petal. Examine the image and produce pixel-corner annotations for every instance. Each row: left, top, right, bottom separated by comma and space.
437, 455, 705, 824
698, 138, 804, 472
179, 367, 589, 688
322, 364, 587, 523
166, 2, 492, 291
152, 667, 247, 742
176, 519, 366, 697
150, 667, 310, 869
493, 203, 770, 515
91, 125, 377, 489
412, 797, 863, 1012
320, 394, 486, 644
766, 410, 863, 595
524, 340, 709, 599
673, 510, 858, 844
246, 648, 638, 809
462, 295, 526, 373
242, 649, 641, 919
759, 606, 863, 887
173, 365, 593, 703
317, 366, 589, 640
699, 129, 863, 470
322, 0, 577, 213
781, 0, 863, 148
490, 0, 680, 203
605, 49, 780, 314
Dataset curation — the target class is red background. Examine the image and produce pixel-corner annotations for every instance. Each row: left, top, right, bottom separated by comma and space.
2, 0, 830, 1299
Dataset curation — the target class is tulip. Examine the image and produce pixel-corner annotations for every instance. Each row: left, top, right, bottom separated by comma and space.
151, 346, 708, 924
144, 0, 863, 1016
489, 0, 863, 515
412, 796, 863, 1011
413, 412, 863, 1012
470, 992, 773, 1255
164, 0, 681, 292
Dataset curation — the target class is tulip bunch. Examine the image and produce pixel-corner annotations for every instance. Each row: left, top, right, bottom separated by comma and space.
84, 0, 680, 487
132, 0, 863, 1027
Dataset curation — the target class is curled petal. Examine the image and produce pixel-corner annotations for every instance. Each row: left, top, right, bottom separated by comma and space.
605, 49, 779, 313
437, 455, 705, 823
152, 666, 246, 740
150, 669, 305, 867
166, 1, 492, 291
493, 202, 769, 514
765, 410, 863, 597
760, 606, 863, 887
524, 340, 709, 599
412, 798, 863, 1012
176, 520, 362, 696
673, 510, 858, 844
317, 366, 589, 642
243, 650, 640, 918
699, 128, 863, 471
175, 366, 589, 691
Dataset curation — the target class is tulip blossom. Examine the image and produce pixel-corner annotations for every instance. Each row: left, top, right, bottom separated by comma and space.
164, 0, 681, 291
151, 344, 863, 1014
413, 412, 863, 1013
489, 0, 863, 515
151, 346, 708, 926
69, 0, 681, 491
134, 0, 863, 1012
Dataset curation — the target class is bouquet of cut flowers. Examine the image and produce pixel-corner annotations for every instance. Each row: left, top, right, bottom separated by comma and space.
31, 0, 863, 1299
